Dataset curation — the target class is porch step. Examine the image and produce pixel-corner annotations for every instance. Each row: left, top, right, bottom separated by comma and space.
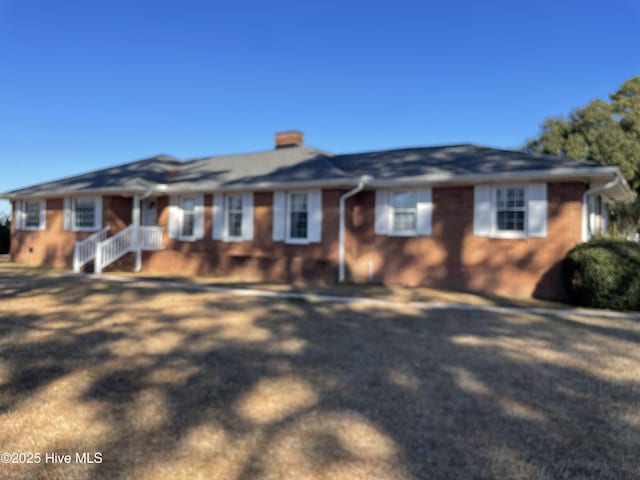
0, 254, 11, 263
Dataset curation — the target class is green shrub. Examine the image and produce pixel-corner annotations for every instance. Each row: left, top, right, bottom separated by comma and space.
563, 239, 640, 310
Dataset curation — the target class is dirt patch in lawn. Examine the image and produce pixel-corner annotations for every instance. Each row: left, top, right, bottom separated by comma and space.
0, 264, 639, 479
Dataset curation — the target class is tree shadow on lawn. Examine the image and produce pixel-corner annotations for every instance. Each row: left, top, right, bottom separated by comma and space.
0, 273, 639, 479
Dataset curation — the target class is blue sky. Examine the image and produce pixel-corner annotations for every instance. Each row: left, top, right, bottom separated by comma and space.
1, 0, 639, 215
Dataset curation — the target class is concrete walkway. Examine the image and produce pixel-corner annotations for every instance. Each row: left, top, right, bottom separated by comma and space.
84, 273, 640, 321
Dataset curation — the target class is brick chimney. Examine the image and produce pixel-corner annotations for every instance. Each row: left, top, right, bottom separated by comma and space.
275, 131, 304, 149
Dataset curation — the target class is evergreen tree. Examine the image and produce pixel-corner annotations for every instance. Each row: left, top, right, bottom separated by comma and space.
526, 76, 640, 234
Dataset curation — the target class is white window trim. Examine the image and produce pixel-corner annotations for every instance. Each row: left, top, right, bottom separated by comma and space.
375, 188, 432, 237
223, 193, 244, 242
178, 195, 198, 241
20, 199, 46, 231
71, 196, 101, 232
285, 191, 310, 244
389, 190, 418, 237
490, 185, 528, 239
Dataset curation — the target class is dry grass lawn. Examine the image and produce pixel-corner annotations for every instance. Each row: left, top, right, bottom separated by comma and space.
0, 264, 639, 479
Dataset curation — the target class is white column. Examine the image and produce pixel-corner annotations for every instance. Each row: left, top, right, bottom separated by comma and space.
133, 195, 142, 272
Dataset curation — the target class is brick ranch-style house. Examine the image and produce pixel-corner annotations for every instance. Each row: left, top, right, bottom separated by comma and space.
1, 131, 635, 300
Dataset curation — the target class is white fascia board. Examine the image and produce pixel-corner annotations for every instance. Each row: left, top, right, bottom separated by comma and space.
161, 178, 358, 194
367, 166, 621, 188
1, 187, 152, 200
2, 166, 628, 199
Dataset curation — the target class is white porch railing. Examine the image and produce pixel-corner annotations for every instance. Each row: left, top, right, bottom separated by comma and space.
73, 227, 109, 273
95, 225, 135, 274
140, 226, 165, 250
74, 224, 165, 274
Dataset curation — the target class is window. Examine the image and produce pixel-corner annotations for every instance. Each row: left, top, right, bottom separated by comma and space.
16, 199, 45, 230
391, 191, 417, 233
289, 192, 308, 239
63, 197, 101, 231
168, 195, 204, 241
212, 192, 253, 242
74, 198, 96, 228
473, 184, 547, 238
25, 201, 43, 228
374, 189, 432, 237
180, 197, 196, 238
272, 190, 321, 244
495, 187, 525, 232
226, 194, 243, 238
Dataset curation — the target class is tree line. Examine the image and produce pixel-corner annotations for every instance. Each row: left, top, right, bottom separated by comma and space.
525, 76, 640, 235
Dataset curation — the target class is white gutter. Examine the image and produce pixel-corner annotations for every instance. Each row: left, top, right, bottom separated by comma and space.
338, 175, 372, 283
0, 166, 624, 200
581, 172, 625, 241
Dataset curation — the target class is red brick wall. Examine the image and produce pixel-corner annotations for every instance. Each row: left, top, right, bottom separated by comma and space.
143, 191, 341, 283
345, 182, 585, 299
10, 183, 585, 299
11, 196, 132, 268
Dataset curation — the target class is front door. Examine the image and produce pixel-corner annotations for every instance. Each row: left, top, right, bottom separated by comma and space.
141, 198, 158, 226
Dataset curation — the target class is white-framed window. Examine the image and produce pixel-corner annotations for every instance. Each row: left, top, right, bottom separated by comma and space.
588, 194, 607, 236
168, 194, 204, 241
74, 198, 97, 229
212, 192, 253, 242
390, 190, 418, 234
272, 190, 322, 244
375, 188, 432, 237
288, 192, 308, 241
227, 194, 243, 238
473, 183, 547, 238
180, 196, 196, 239
495, 187, 526, 233
14, 199, 46, 231
63, 197, 102, 231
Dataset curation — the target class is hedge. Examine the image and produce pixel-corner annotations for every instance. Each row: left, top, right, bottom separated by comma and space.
563, 238, 640, 311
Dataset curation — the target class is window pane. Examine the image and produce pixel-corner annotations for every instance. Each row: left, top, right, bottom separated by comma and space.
290, 193, 307, 213
391, 191, 417, 232
226, 195, 243, 237
74, 198, 96, 228
182, 212, 195, 236
495, 188, 525, 232
391, 191, 417, 209
227, 195, 242, 211
181, 198, 195, 212
25, 201, 41, 227
497, 210, 525, 231
181, 198, 195, 237
393, 211, 416, 232
288, 193, 308, 239
228, 212, 242, 237
290, 212, 308, 238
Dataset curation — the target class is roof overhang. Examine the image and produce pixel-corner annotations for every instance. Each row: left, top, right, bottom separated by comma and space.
365, 166, 625, 188
2, 166, 634, 202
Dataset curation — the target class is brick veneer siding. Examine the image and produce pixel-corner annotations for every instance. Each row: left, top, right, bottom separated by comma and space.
345, 182, 585, 299
10, 182, 585, 299
11, 196, 132, 268
142, 191, 341, 283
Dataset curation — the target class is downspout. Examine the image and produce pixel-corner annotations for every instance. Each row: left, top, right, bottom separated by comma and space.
581, 172, 624, 241
339, 175, 372, 283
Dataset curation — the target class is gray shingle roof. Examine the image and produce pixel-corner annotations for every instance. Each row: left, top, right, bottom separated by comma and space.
2, 155, 183, 197
168, 146, 350, 190
0, 143, 623, 199
332, 144, 604, 180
